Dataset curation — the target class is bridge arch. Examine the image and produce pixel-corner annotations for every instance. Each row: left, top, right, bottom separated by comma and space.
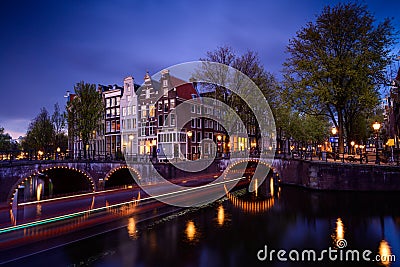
8, 165, 96, 205
223, 158, 278, 179
104, 165, 142, 189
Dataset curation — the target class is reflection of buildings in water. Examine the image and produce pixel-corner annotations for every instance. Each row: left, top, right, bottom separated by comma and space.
217, 205, 225, 226
379, 239, 392, 266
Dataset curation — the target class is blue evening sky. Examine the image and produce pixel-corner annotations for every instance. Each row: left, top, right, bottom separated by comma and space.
0, 0, 399, 138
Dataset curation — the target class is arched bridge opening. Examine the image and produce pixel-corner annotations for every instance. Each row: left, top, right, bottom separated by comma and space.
224, 159, 277, 198
104, 166, 141, 189
10, 166, 95, 204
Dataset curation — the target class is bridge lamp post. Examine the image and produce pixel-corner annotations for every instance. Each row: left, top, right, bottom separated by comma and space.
372, 121, 381, 165
217, 135, 222, 158
187, 131, 192, 160
56, 147, 60, 160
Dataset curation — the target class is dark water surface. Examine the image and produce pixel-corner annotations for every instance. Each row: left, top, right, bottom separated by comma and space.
5, 185, 400, 267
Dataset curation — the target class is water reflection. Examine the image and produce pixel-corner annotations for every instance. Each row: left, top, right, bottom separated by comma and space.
270, 177, 274, 197
379, 239, 392, 266
127, 217, 137, 239
226, 190, 274, 213
36, 183, 43, 201
36, 204, 42, 217
217, 205, 225, 226
185, 220, 198, 242
254, 178, 258, 197
333, 217, 345, 245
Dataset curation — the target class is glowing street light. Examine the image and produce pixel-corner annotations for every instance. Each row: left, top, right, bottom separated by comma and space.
331, 127, 337, 135
187, 131, 192, 160
372, 121, 381, 164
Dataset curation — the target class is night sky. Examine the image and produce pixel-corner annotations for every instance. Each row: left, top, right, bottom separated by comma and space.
1, 0, 399, 138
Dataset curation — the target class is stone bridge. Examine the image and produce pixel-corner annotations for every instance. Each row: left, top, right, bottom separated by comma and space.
2, 157, 398, 207
0, 158, 279, 206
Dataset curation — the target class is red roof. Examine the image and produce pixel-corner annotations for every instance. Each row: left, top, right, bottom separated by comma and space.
169, 75, 198, 100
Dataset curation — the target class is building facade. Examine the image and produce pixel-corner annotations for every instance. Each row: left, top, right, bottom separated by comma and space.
120, 76, 139, 159
100, 84, 123, 159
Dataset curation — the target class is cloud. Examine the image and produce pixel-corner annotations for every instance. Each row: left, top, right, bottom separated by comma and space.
0, 118, 30, 139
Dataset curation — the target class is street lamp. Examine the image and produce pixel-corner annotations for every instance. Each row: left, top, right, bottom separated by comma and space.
331, 127, 338, 159
38, 150, 43, 160
217, 135, 222, 157
56, 147, 60, 160
372, 121, 381, 164
187, 131, 192, 160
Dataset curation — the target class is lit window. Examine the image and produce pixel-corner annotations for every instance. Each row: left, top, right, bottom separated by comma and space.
142, 106, 147, 118
132, 105, 136, 115
149, 104, 155, 117
170, 99, 175, 109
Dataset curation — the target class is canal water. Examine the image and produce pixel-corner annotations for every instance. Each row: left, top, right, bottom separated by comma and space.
5, 185, 400, 267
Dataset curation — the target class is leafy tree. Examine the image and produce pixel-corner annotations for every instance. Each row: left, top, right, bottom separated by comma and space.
51, 103, 67, 152
284, 2, 396, 153
23, 108, 54, 153
67, 81, 103, 159
198, 46, 280, 148
0, 126, 12, 151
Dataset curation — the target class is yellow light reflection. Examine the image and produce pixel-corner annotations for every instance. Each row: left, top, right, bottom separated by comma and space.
185, 221, 197, 241
379, 240, 392, 266
225, 188, 275, 214
36, 183, 43, 201
336, 218, 344, 241
9, 209, 16, 226
217, 205, 225, 226
270, 177, 274, 197
254, 179, 258, 197
36, 204, 42, 217
127, 217, 137, 239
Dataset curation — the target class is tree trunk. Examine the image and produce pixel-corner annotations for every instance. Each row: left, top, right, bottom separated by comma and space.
337, 108, 344, 154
